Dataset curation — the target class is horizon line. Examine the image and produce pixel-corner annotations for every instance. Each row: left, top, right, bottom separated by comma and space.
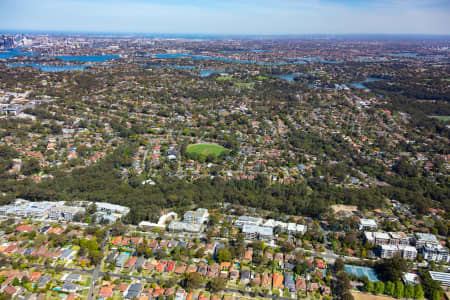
1, 29, 450, 38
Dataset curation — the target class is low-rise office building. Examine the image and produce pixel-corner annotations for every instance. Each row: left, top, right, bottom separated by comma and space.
48, 206, 85, 221
168, 220, 202, 233
183, 208, 209, 225
359, 218, 378, 231
234, 216, 263, 228
94, 202, 130, 223
242, 224, 273, 241
0, 199, 55, 218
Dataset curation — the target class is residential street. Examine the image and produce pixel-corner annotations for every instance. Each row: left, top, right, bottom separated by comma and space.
87, 230, 110, 300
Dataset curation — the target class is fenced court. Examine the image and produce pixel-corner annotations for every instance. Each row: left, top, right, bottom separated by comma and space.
345, 264, 379, 282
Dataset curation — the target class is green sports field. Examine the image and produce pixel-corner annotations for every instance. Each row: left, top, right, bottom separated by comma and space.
187, 143, 227, 157
430, 115, 450, 122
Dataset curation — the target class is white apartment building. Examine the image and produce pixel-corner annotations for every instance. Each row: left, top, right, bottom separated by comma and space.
414, 233, 439, 247
420, 244, 449, 263
364, 231, 409, 246
379, 244, 417, 260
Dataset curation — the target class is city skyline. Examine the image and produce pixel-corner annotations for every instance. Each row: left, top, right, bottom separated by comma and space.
1, 0, 450, 35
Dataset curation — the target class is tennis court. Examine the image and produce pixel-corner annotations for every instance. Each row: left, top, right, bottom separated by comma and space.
345, 264, 379, 282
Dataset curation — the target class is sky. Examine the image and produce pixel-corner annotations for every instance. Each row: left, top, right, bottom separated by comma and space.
1, 0, 449, 35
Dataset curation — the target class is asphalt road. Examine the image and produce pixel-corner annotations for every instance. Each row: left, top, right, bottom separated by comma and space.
87, 230, 109, 300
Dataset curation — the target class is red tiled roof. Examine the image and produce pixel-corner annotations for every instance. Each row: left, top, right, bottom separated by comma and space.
111, 236, 122, 245
166, 261, 176, 272
273, 273, 284, 288
100, 286, 113, 298
3, 285, 16, 295
153, 288, 164, 297
16, 225, 34, 232
156, 261, 167, 272
29, 272, 41, 281
124, 256, 137, 268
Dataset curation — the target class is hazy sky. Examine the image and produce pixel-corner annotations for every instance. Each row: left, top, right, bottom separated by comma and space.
1, 0, 449, 35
